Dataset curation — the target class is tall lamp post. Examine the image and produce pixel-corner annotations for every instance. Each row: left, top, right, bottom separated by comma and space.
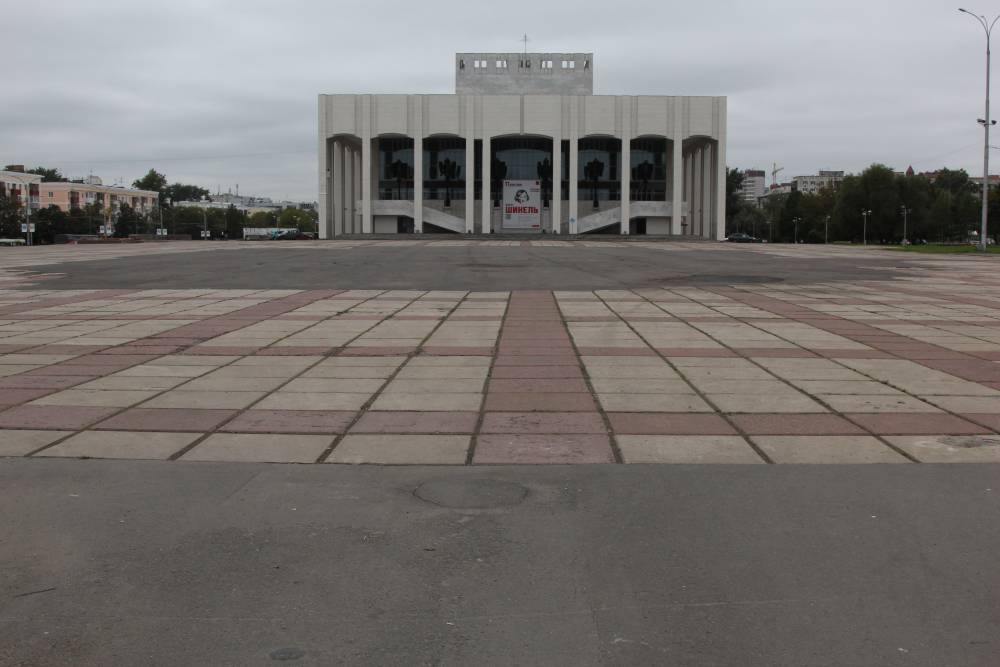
900, 206, 911, 245
792, 216, 801, 244
960, 8, 1000, 251
861, 209, 872, 246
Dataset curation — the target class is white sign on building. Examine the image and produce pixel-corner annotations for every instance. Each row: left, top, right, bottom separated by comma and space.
502, 180, 541, 230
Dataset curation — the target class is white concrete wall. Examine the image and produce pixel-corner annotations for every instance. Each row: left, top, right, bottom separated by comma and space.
319, 93, 726, 237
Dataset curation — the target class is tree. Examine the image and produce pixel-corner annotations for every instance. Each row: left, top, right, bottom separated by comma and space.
278, 207, 317, 232
133, 169, 168, 200
725, 168, 746, 228
26, 167, 66, 182
163, 183, 210, 203
0, 191, 23, 238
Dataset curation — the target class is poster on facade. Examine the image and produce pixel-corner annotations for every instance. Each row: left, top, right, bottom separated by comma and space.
502, 180, 542, 230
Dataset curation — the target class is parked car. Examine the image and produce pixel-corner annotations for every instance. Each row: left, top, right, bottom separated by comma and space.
271, 230, 316, 240
726, 232, 763, 243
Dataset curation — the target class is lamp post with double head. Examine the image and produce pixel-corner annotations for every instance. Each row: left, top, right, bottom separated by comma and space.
959, 8, 1000, 251
861, 209, 872, 246
792, 217, 801, 244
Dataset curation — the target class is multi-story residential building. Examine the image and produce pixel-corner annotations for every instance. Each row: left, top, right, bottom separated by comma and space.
0, 168, 43, 213
792, 170, 844, 195
32, 176, 158, 214
738, 169, 766, 203
318, 51, 727, 237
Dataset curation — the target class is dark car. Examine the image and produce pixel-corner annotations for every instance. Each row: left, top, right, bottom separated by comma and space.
272, 230, 316, 240
726, 232, 762, 243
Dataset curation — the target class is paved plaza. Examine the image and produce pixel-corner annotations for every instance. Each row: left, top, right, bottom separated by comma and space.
4, 240, 1000, 665
1, 240, 999, 466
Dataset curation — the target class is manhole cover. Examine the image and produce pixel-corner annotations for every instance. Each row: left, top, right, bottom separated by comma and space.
414, 479, 528, 509
941, 435, 1000, 449
270, 647, 305, 661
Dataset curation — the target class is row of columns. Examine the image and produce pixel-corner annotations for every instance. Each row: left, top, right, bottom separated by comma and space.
323, 135, 717, 238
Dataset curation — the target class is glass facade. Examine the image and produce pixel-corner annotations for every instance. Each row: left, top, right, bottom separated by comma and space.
578, 137, 621, 203
490, 137, 553, 206
630, 138, 667, 201
378, 137, 414, 200
423, 137, 466, 203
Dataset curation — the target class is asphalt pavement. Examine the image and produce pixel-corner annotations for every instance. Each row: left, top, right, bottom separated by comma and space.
2, 459, 999, 666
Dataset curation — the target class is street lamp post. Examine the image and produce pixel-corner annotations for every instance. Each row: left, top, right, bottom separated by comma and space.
825, 215, 831, 244
900, 206, 911, 245
960, 8, 1000, 251
792, 217, 801, 244
861, 209, 872, 246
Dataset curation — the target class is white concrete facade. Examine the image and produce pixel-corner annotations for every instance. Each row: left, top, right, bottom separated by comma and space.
319, 81, 727, 239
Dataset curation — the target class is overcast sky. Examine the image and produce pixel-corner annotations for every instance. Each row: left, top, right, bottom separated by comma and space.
3, 0, 995, 200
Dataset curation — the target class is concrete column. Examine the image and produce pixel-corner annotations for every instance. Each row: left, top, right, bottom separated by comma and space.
551, 137, 561, 234
343, 146, 353, 235
714, 99, 728, 240
332, 140, 344, 237
362, 137, 373, 234
671, 139, 683, 235
318, 137, 330, 239
465, 136, 475, 233
620, 137, 631, 235
353, 149, 362, 234
702, 143, 713, 238
695, 148, 704, 237
413, 133, 423, 233
481, 135, 491, 234
569, 138, 579, 234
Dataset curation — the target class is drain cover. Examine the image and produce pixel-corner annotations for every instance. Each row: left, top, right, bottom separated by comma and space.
414, 479, 528, 509
270, 648, 305, 661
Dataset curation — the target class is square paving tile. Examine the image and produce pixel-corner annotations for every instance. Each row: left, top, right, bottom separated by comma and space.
481, 412, 607, 434
608, 413, 737, 435
729, 414, 867, 435
617, 435, 763, 464
327, 434, 469, 464
221, 410, 356, 434
30, 389, 159, 408
598, 394, 713, 413
0, 405, 119, 430
750, 436, 909, 464
846, 413, 990, 435
141, 390, 265, 410
370, 393, 483, 412
707, 393, 827, 414
350, 411, 478, 434
0, 388, 54, 407
94, 408, 238, 432
253, 392, 372, 411
37, 431, 201, 460
473, 434, 614, 464
819, 395, 942, 413
182, 433, 333, 463
0, 429, 73, 456
483, 393, 596, 412
885, 434, 1000, 463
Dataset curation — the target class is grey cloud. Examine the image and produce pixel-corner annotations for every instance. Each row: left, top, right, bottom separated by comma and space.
3, 0, 995, 200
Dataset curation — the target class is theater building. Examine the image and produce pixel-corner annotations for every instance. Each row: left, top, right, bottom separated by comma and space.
318, 52, 726, 238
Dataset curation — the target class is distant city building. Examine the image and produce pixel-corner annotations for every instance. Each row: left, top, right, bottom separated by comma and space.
175, 193, 315, 215
26, 175, 158, 214
738, 169, 766, 203
792, 170, 844, 195
969, 175, 1000, 189
319, 51, 728, 237
0, 168, 42, 212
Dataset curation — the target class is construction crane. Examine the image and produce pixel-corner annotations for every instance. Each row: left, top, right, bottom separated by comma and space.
771, 163, 785, 189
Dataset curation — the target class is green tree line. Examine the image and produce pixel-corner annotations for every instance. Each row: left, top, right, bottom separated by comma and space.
1, 167, 316, 243
727, 164, 998, 244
